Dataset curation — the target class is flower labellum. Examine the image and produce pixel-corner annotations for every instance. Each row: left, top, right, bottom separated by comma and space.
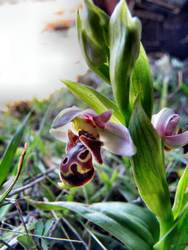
50, 106, 136, 187
60, 132, 95, 187
152, 108, 188, 149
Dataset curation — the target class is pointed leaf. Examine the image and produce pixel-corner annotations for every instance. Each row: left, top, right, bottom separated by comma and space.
78, 20, 110, 82
28, 200, 159, 250
77, 3, 110, 83
130, 44, 153, 118
0, 112, 30, 187
82, 0, 109, 47
129, 102, 173, 223
173, 165, 188, 219
0, 144, 27, 203
62, 80, 124, 123
91, 202, 159, 244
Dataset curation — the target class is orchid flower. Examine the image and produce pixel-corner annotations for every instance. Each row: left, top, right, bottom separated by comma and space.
50, 107, 136, 187
152, 108, 188, 149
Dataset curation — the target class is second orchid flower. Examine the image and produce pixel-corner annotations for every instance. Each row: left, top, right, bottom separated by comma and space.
152, 108, 188, 150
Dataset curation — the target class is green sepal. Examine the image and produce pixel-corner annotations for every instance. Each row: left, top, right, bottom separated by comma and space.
130, 43, 153, 118
129, 101, 173, 226
110, 0, 141, 121
173, 165, 188, 219
77, 1, 110, 83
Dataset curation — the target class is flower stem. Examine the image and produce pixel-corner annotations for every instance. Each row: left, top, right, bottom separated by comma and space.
156, 211, 174, 250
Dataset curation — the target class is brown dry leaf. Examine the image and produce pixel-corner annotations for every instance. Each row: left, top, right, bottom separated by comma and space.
7, 101, 31, 118
43, 19, 75, 31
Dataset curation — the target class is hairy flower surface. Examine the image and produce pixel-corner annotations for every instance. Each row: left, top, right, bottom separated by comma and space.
152, 108, 188, 148
50, 106, 136, 187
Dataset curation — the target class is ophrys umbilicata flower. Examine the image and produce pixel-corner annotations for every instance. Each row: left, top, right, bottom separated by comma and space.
50, 107, 136, 187
152, 108, 188, 149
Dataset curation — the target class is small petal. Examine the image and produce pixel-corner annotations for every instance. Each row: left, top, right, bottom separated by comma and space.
73, 116, 99, 138
98, 123, 136, 156
165, 131, 188, 148
66, 130, 79, 152
165, 115, 180, 136
92, 110, 112, 128
79, 134, 103, 164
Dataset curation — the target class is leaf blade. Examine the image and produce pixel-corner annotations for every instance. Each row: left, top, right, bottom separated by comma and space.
130, 44, 153, 118
0, 144, 28, 203
62, 80, 124, 123
129, 102, 172, 222
0, 113, 30, 187
173, 165, 188, 219
28, 200, 158, 250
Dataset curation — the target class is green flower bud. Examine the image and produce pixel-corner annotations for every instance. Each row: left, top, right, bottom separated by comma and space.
77, 0, 110, 82
110, 0, 141, 122
82, 0, 109, 47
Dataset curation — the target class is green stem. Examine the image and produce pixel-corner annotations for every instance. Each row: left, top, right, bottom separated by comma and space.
156, 211, 174, 250
159, 214, 174, 238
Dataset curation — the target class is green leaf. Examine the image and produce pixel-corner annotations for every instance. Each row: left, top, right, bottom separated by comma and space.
0, 144, 27, 203
17, 235, 35, 250
0, 113, 30, 187
35, 219, 45, 236
77, 23, 110, 82
77, 2, 110, 83
173, 165, 188, 219
28, 200, 159, 250
62, 80, 124, 124
82, 0, 109, 48
34, 219, 54, 250
110, 0, 141, 121
130, 44, 153, 118
129, 102, 173, 227
0, 203, 12, 219
91, 202, 159, 244
154, 207, 188, 250
180, 82, 188, 96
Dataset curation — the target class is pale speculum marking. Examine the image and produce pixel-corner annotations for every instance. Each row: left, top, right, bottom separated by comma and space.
78, 149, 91, 163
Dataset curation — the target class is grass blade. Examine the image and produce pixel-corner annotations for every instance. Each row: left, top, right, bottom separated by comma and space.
0, 144, 28, 203
0, 113, 30, 187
